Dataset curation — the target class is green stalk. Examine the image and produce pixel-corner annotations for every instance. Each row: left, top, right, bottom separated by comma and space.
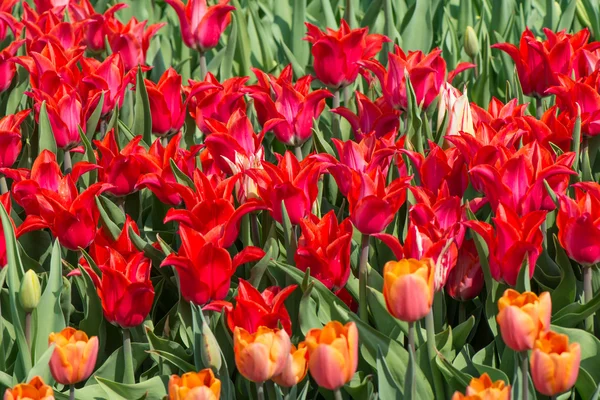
425, 310, 445, 400
25, 312, 32, 351
408, 321, 415, 353
408, 321, 416, 399
293, 145, 303, 161
0, 175, 7, 194
69, 385, 75, 400
332, 90, 341, 139
521, 351, 529, 400
584, 266, 594, 332
250, 213, 261, 247
333, 388, 343, 400
199, 51, 208, 80
123, 329, 135, 384
63, 150, 72, 174
535, 96, 543, 119
571, 104, 582, 173
358, 234, 370, 322
256, 382, 265, 400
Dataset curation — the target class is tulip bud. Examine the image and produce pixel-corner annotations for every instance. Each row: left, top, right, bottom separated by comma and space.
304, 321, 358, 391
451, 373, 510, 399
19, 270, 41, 313
234, 326, 291, 383
383, 258, 435, 322
200, 315, 222, 371
272, 344, 309, 388
530, 331, 580, 396
464, 26, 479, 59
496, 289, 551, 352
168, 369, 221, 400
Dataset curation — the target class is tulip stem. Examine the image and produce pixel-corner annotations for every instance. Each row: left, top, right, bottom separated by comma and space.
333, 389, 343, 400
63, 150, 72, 174
293, 145, 303, 161
250, 213, 261, 247
343, 85, 351, 110
25, 312, 32, 350
425, 310, 445, 400
69, 384, 75, 400
358, 234, 370, 322
123, 329, 135, 385
520, 351, 529, 400
199, 52, 208, 80
332, 90, 341, 139
584, 266, 594, 332
458, 302, 466, 324
408, 321, 415, 352
0, 175, 7, 194
535, 96, 543, 119
256, 382, 265, 400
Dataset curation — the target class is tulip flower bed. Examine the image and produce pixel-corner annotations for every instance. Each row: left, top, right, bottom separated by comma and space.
3, 0, 600, 399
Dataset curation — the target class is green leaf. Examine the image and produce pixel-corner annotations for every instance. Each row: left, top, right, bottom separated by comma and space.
95, 196, 123, 240
452, 316, 475, 353
133, 67, 152, 146
86, 91, 104, 141
75, 126, 97, 187
89, 343, 149, 386
298, 280, 323, 335
291, 0, 308, 68
72, 264, 103, 338
552, 235, 577, 312
219, 13, 238, 80
27, 343, 55, 384
95, 376, 168, 400
248, 246, 273, 287
33, 241, 65, 361
38, 101, 57, 154
169, 159, 194, 188
515, 254, 531, 293
400, 0, 432, 52
146, 327, 195, 372
552, 289, 600, 328
472, 342, 510, 384
128, 227, 165, 264
377, 346, 402, 400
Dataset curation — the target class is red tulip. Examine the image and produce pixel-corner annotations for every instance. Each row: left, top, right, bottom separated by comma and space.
295, 211, 353, 292
136, 133, 201, 206
204, 280, 296, 335
0, 110, 31, 168
445, 240, 484, 301
249, 73, 332, 146
0, 192, 13, 268
94, 130, 160, 196
469, 142, 576, 214
161, 225, 264, 305
573, 42, 600, 79
0, 0, 20, 42
557, 182, 600, 266
331, 93, 400, 141
360, 45, 474, 110
68, 0, 128, 52
471, 97, 527, 130
187, 73, 246, 133
304, 19, 388, 89
342, 167, 410, 235
97, 249, 154, 328
0, 40, 23, 93
33, 0, 69, 14
21, 3, 86, 51
106, 17, 164, 70
492, 28, 589, 97
165, 0, 235, 52
465, 203, 546, 286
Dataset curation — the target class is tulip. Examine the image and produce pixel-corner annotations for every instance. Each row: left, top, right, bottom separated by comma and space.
94, 130, 160, 196
97, 250, 154, 328
470, 97, 527, 129
496, 289, 551, 352
3, 376, 54, 400
303, 19, 388, 89
0, 110, 31, 169
557, 182, 600, 265
0, 40, 24, 93
465, 204, 546, 286
233, 326, 291, 383
106, 17, 164, 70
272, 345, 308, 388
168, 369, 221, 400
68, 0, 128, 52
303, 321, 358, 391
161, 225, 265, 305
383, 258, 435, 322
0, 193, 12, 268
331, 93, 400, 141
165, 0, 235, 52
492, 28, 589, 97
204, 279, 296, 335
360, 45, 474, 110
530, 331, 580, 396
48, 327, 99, 385
464, 26, 479, 59
295, 212, 353, 292
438, 83, 475, 139
451, 373, 510, 400
0, 1, 19, 43
445, 240, 484, 301
249, 76, 332, 147
19, 270, 41, 313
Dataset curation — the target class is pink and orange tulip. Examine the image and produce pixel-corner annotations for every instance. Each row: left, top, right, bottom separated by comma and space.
168, 369, 221, 400
233, 326, 291, 383
48, 327, 99, 385
3, 376, 54, 400
272, 345, 308, 388
530, 331, 580, 396
451, 373, 510, 400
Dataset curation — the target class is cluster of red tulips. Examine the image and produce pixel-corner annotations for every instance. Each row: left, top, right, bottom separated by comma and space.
1, 0, 600, 399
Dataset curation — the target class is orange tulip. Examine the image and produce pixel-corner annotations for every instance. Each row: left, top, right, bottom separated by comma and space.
272, 344, 308, 388
3, 376, 54, 400
233, 326, 291, 383
48, 327, 99, 385
497, 289, 551, 351
303, 321, 358, 391
383, 258, 435, 322
168, 369, 221, 400
530, 331, 580, 396
450, 373, 510, 400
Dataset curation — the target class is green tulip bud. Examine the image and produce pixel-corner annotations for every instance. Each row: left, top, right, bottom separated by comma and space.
19, 270, 41, 313
464, 26, 479, 59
